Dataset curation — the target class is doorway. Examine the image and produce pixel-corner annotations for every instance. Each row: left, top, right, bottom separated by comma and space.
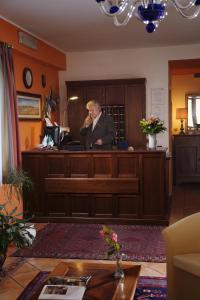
168, 59, 200, 223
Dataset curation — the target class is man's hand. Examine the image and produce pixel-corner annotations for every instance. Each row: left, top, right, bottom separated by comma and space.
84, 115, 92, 127
95, 139, 103, 145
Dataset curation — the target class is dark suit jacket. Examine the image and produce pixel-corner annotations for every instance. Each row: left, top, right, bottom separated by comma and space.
80, 113, 116, 150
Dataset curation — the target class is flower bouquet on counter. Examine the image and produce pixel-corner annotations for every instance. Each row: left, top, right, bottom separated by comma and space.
139, 116, 166, 134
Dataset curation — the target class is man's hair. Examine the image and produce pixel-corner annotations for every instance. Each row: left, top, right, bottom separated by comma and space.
86, 100, 101, 110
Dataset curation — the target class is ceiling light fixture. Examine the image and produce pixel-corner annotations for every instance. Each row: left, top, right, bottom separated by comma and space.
95, 0, 200, 33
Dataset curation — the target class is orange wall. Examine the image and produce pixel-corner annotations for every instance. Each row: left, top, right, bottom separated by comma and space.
0, 18, 67, 151
0, 18, 66, 70
14, 52, 60, 149
0, 185, 23, 218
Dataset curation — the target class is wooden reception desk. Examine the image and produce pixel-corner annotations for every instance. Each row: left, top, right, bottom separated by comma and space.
22, 149, 170, 224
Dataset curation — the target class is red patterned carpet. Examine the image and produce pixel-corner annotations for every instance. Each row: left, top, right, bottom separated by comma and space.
13, 223, 166, 262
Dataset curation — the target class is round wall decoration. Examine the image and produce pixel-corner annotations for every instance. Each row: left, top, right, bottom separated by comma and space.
23, 67, 33, 89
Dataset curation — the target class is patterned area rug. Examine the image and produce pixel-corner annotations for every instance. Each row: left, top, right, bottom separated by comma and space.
17, 272, 167, 300
134, 276, 167, 299
13, 223, 166, 262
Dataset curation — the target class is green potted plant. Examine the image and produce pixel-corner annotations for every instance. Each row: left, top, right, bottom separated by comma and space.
3, 168, 33, 204
0, 168, 36, 275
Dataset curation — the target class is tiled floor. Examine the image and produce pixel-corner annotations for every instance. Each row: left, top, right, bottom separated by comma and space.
0, 222, 166, 299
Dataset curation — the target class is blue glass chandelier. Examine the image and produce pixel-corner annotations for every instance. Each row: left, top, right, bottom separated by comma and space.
95, 0, 200, 33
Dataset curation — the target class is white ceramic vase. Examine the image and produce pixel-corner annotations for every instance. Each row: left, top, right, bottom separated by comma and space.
148, 134, 157, 149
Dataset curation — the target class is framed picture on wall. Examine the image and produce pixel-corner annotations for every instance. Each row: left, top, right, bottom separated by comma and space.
17, 92, 42, 119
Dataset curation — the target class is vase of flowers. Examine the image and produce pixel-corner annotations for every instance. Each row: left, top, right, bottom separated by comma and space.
139, 116, 166, 149
99, 225, 124, 279
148, 133, 157, 149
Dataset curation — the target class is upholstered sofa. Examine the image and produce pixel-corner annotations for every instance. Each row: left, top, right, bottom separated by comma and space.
162, 212, 200, 300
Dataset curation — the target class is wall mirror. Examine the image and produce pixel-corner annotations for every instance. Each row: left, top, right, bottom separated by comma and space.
187, 94, 200, 130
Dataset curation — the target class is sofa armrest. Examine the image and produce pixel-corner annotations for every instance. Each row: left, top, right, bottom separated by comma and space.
173, 253, 200, 277
162, 212, 200, 257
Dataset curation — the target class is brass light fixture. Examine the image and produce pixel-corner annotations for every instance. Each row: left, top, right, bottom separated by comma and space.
176, 108, 188, 135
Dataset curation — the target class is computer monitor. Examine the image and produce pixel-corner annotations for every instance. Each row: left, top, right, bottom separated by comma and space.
44, 126, 60, 146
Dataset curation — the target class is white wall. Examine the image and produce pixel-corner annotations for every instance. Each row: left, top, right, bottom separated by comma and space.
59, 43, 200, 148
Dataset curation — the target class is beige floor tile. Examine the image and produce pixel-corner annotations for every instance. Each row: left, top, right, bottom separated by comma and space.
139, 262, 166, 277
27, 257, 63, 271
147, 262, 166, 276
4, 256, 22, 267
0, 277, 23, 300
3, 257, 26, 275
10, 262, 39, 288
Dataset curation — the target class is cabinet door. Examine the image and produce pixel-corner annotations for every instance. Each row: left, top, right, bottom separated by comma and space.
22, 154, 44, 217
125, 84, 146, 147
44, 155, 66, 178
117, 195, 139, 218
105, 85, 124, 105
174, 136, 200, 183
85, 86, 105, 105
67, 86, 85, 141
142, 153, 166, 219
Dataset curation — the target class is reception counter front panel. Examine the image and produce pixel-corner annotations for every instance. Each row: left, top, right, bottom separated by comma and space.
22, 150, 169, 224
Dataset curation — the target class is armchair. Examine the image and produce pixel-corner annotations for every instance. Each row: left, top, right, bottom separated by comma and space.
162, 212, 200, 300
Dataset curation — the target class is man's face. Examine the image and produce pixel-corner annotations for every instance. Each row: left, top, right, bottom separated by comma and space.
88, 105, 100, 119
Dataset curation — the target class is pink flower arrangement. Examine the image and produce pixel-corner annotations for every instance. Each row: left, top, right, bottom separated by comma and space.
139, 116, 166, 134
100, 225, 121, 257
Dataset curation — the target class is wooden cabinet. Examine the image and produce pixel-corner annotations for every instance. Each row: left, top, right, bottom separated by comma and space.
105, 85, 124, 105
67, 85, 85, 144
85, 85, 105, 105
22, 149, 169, 225
174, 135, 200, 183
66, 79, 146, 147
125, 83, 146, 147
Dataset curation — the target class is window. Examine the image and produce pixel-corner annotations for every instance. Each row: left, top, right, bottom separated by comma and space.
187, 95, 200, 128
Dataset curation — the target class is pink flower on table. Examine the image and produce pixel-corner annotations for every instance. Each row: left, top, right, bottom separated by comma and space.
99, 229, 105, 237
100, 225, 121, 258
111, 232, 118, 242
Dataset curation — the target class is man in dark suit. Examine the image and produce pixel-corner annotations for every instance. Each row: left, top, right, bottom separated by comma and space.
80, 100, 116, 150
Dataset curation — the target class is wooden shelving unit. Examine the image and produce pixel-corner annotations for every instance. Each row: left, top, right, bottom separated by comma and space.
102, 105, 125, 145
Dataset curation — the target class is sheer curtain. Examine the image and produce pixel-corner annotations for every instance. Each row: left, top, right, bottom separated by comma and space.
0, 42, 20, 184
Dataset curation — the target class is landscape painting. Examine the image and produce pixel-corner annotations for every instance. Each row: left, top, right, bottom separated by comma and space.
17, 93, 41, 119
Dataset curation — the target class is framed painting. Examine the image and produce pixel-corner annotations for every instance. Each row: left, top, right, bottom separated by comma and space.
17, 92, 42, 119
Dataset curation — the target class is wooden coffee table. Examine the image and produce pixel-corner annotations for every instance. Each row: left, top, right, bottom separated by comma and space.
31, 260, 141, 300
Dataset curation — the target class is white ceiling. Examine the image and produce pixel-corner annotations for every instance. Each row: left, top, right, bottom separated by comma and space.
0, 0, 200, 53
